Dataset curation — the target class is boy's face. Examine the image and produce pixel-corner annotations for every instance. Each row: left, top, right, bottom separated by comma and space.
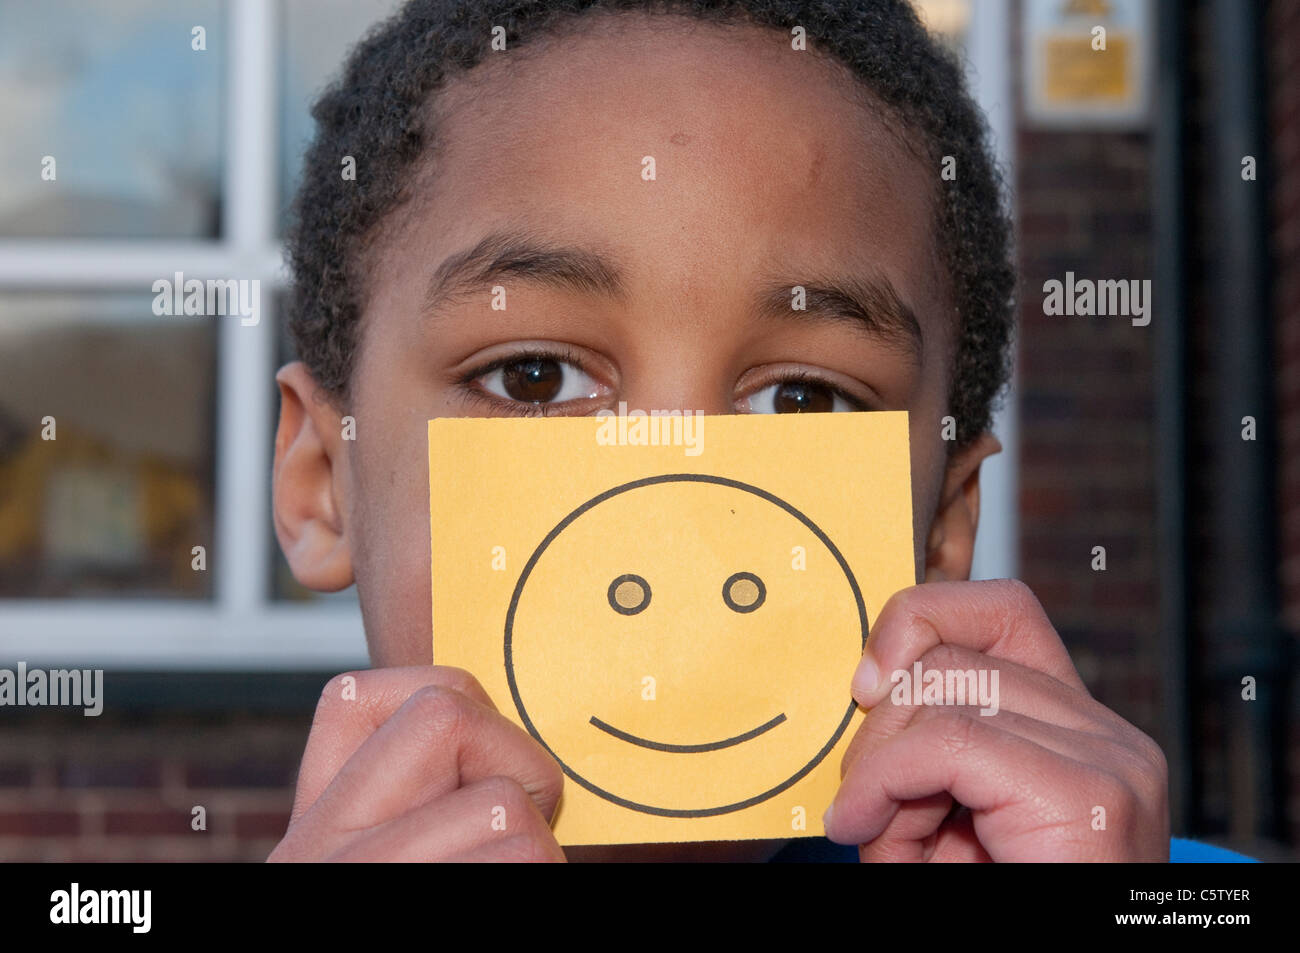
274, 15, 998, 857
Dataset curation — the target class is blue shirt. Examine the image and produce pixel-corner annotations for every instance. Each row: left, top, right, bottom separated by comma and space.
769, 836, 1256, 862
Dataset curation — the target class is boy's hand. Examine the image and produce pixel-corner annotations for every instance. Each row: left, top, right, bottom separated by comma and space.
268, 666, 566, 862
825, 580, 1170, 861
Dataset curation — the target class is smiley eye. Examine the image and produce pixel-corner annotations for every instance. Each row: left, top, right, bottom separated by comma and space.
608, 573, 651, 615
722, 571, 766, 613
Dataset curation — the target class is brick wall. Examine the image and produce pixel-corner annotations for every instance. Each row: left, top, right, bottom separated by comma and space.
1013, 132, 1164, 743
0, 706, 306, 862
1014, 0, 1297, 852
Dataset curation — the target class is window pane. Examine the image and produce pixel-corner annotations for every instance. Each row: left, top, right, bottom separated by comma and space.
0, 294, 217, 598
279, 0, 403, 232
0, 1, 224, 239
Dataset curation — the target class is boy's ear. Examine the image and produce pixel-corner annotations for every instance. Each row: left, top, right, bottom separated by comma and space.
272, 361, 354, 591
924, 431, 1002, 583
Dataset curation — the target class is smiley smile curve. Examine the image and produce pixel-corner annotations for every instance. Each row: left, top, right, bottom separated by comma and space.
588, 712, 787, 753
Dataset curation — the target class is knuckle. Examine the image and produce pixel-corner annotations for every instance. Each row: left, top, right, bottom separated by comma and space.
997, 578, 1050, 625
317, 670, 363, 709
1138, 732, 1168, 776
1131, 733, 1169, 795
536, 750, 565, 789
1099, 779, 1142, 838
998, 577, 1037, 605
1106, 725, 1167, 790
311, 670, 367, 728
1090, 770, 1134, 814
527, 761, 565, 810
406, 684, 472, 737
434, 665, 487, 700
478, 774, 532, 817
875, 585, 924, 630
508, 809, 554, 842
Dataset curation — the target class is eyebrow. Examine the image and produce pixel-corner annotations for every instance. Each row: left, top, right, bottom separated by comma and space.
424, 229, 626, 313
424, 229, 925, 362
751, 274, 925, 365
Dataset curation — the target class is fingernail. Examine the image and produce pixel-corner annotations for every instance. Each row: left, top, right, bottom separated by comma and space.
852, 651, 880, 700
822, 801, 836, 832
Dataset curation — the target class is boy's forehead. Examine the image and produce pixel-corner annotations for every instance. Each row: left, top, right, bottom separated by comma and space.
393, 14, 951, 358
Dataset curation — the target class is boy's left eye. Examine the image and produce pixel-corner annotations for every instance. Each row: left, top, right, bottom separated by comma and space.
740, 379, 862, 414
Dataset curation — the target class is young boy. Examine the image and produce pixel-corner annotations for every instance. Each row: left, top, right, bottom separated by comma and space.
266, 0, 1241, 861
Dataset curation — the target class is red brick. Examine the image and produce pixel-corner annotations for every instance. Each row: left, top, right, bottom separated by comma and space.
0, 811, 79, 836
234, 810, 291, 839
104, 809, 197, 836
184, 758, 298, 790
58, 760, 162, 788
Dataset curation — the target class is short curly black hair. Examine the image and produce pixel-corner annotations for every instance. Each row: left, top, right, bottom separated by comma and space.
286, 0, 1014, 446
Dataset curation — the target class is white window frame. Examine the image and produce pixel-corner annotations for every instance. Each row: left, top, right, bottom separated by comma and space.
0, 0, 1014, 670
965, 0, 1020, 584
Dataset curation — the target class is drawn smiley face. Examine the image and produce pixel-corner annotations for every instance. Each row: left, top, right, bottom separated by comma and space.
505, 474, 867, 817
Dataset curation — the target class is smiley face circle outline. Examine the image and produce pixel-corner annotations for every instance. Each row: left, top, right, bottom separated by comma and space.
504, 473, 869, 819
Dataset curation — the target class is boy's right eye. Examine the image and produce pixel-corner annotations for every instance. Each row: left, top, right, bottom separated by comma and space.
463, 347, 612, 413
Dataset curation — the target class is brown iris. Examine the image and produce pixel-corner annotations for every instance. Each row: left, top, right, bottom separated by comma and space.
502, 358, 563, 402
772, 380, 834, 413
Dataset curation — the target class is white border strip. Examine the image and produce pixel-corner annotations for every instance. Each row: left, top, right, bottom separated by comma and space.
966, 0, 1020, 582
215, 0, 278, 615
0, 603, 367, 670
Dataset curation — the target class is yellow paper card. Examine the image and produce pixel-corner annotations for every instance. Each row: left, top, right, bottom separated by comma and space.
429, 411, 914, 845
